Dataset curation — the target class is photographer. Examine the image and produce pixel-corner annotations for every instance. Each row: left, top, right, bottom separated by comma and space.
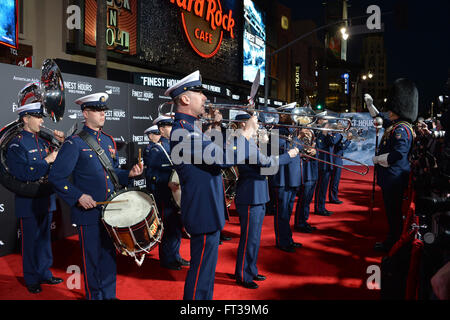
411, 104, 450, 300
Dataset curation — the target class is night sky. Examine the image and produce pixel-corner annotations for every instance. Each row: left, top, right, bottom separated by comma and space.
277, 0, 450, 115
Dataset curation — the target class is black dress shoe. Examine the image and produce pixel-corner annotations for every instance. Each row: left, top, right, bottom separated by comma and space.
276, 245, 295, 253
294, 225, 313, 233
254, 274, 266, 281
330, 200, 343, 204
314, 211, 331, 216
178, 258, 190, 267
220, 233, 232, 241
373, 242, 391, 253
291, 241, 303, 248
161, 261, 182, 270
236, 279, 259, 289
27, 284, 42, 294
41, 277, 63, 285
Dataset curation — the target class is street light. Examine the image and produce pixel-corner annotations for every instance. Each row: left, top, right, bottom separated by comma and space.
340, 27, 349, 40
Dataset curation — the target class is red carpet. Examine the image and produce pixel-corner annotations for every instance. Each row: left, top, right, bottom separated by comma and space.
0, 166, 388, 300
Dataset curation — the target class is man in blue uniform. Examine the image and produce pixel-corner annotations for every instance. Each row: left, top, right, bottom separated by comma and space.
314, 120, 339, 216
328, 129, 352, 204
6, 85, 64, 294
48, 92, 143, 300
294, 128, 319, 233
143, 125, 161, 196
145, 115, 189, 270
270, 112, 303, 253
365, 78, 418, 253
167, 70, 242, 300
233, 111, 299, 289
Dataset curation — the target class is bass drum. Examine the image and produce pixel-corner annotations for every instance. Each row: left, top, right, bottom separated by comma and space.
0, 120, 58, 197
101, 187, 163, 266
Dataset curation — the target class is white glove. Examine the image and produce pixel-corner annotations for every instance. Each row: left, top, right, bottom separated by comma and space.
372, 153, 389, 167
372, 156, 379, 165
364, 94, 379, 118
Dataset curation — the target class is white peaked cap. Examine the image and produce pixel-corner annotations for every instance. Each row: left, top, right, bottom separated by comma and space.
164, 70, 203, 99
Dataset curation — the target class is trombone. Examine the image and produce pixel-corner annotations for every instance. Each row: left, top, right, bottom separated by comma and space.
273, 131, 370, 176
158, 101, 353, 134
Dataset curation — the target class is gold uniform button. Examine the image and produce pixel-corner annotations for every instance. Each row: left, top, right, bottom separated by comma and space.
64, 186, 68, 190
107, 189, 111, 192
106, 175, 109, 179
33, 157, 36, 160
30, 167, 34, 171
89, 155, 93, 158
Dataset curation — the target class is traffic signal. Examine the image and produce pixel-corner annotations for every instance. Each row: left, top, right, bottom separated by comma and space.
316, 104, 323, 110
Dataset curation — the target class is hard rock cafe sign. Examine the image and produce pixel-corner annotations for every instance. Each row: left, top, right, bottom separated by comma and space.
169, 0, 235, 58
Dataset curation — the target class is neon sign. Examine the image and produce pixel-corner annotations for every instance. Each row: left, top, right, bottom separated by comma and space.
169, 0, 235, 58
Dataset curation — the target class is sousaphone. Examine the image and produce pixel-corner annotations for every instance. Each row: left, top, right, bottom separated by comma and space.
0, 59, 65, 197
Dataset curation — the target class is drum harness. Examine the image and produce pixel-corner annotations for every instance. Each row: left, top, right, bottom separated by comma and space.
78, 130, 122, 190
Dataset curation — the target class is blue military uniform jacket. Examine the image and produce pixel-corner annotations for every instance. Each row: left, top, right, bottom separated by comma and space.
332, 133, 351, 165
170, 112, 231, 235
269, 127, 302, 188
300, 156, 318, 182
48, 126, 130, 225
234, 137, 292, 205
315, 131, 338, 171
143, 142, 157, 195
376, 116, 414, 189
6, 130, 56, 217
143, 137, 173, 204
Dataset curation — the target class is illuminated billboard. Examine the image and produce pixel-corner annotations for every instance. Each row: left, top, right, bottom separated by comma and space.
0, 0, 18, 49
243, 0, 265, 85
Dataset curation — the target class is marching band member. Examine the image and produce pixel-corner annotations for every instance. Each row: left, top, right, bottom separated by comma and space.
233, 111, 299, 288
366, 78, 418, 253
48, 93, 143, 300
294, 129, 319, 233
167, 70, 244, 300
145, 115, 189, 270
328, 129, 352, 204
269, 113, 303, 253
143, 125, 161, 196
7, 84, 64, 294
314, 119, 337, 216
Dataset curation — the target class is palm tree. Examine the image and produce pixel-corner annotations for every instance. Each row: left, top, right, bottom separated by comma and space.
96, 0, 107, 79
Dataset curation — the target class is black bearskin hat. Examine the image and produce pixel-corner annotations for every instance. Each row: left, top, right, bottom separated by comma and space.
386, 78, 418, 123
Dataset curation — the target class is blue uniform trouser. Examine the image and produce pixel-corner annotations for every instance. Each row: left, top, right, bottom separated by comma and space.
183, 230, 220, 300
235, 204, 265, 283
295, 181, 317, 227
382, 185, 405, 247
328, 166, 342, 202
19, 213, 53, 286
314, 170, 331, 212
273, 187, 298, 248
77, 222, 117, 300
158, 201, 182, 266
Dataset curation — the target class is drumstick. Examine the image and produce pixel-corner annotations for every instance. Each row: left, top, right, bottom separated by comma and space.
138, 148, 142, 164
96, 200, 129, 205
